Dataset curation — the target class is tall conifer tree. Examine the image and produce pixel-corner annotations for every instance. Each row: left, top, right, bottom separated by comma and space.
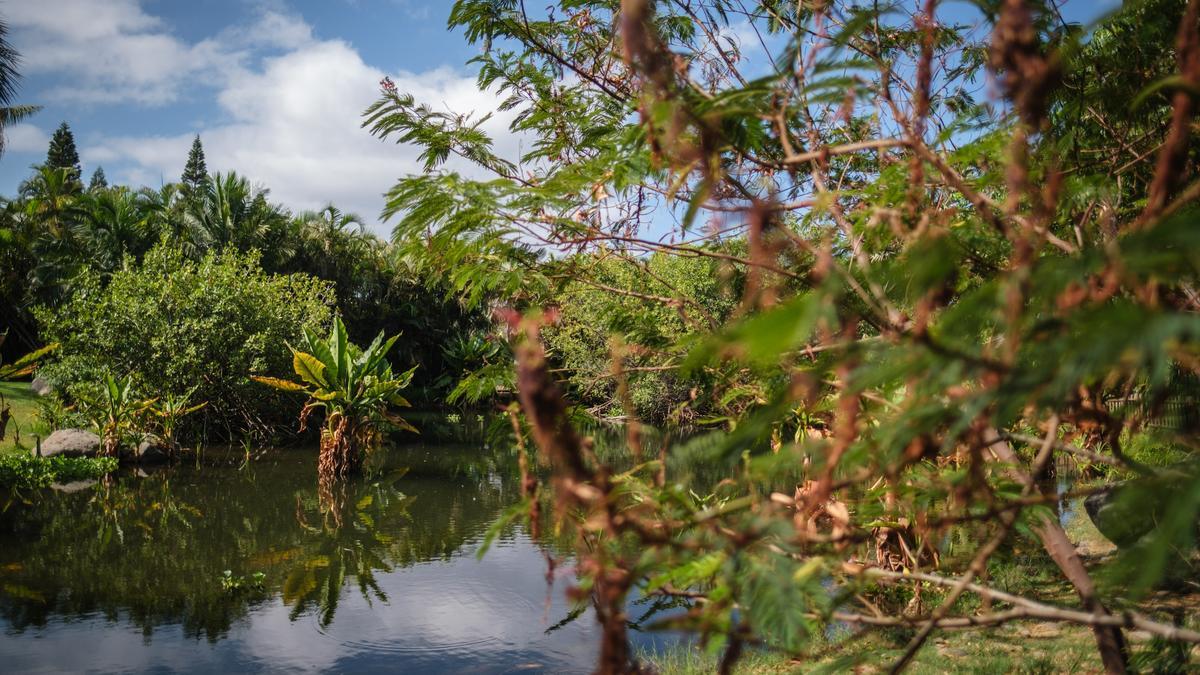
45, 121, 81, 183
181, 135, 208, 189
88, 166, 107, 190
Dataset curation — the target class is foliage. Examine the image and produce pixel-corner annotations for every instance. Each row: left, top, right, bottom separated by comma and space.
36, 244, 335, 441
0, 16, 40, 159
436, 330, 509, 404
253, 317, 415, 479
149, 386, 207, 448
181, 135, 208, 191
0, 332, 54, 381
372, 0, 1200, 672
87, 166, 107, 191
75, 373, 155, 456
0, 453, 117, 491
543, 249, 743, 423
45, 122, 81, 185
1, 150, 489, 406
276, 205, 492, 402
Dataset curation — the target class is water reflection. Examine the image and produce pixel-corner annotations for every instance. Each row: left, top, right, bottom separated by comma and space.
0, 439, 678, 673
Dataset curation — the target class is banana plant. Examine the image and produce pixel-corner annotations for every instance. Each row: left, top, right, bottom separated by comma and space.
253, 317, 415, 480
77, 373, 156, 456
150, 386, 207, 448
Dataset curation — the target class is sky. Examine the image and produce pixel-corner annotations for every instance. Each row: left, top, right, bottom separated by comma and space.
0, 0, 518, 233
0, 0, 1121, 235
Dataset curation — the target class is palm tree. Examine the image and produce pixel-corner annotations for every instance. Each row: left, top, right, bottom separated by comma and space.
0, 17, 41, 157
294, 205, 371, 278
136, 183, 191, 248
17, 166, 86, 303
186, 172, 291, 262
76, 187, 154, 274
19, 165, 80, 237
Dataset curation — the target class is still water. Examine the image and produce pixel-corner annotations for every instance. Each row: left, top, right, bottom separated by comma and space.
0, 429, 682, 673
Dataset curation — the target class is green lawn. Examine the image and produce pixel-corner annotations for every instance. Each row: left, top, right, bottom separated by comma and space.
642, 622, 1111, 674
0, 382, 40, 455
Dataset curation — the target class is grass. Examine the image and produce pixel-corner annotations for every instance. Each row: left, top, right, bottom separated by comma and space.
641, 509, 1198, 675
640, 623, 1105, 674
637, 645, 795, 674
0, 382, 42, 455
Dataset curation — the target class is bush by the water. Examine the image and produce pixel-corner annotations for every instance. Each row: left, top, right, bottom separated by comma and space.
0, 453, 118, 491
36, 245, 335, 439
543, 250, 742, 423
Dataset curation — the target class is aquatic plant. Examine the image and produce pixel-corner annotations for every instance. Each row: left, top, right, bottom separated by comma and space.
254, 317, 415, 481
0, 453, 118, 492
76, 373, 154, 456
220, 570, 266, 595
150, 386, 207, 449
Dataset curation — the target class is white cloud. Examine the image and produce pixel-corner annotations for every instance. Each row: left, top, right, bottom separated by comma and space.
6, 0, 312, 106
85, 35, 518, 230
17, 0, 520, 230
391, 0, 432, 20
4, 123, 49, 154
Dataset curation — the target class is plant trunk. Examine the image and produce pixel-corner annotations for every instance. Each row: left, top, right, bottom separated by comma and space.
1035, 516, 1129, 674
988, 429, 1129, 673
318, 415, 360, 482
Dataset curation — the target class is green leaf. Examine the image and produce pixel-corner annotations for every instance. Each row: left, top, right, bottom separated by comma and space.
685, 293, 824, 371
250, 376, 307, 392
293, 351, 328, 388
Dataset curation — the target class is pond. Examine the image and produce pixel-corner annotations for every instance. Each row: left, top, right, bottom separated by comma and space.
0, 425, 686, 673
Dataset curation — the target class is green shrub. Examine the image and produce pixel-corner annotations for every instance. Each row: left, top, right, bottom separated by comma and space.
36, 244, 335, 440
542, 250, 742, 423
0, 454, 118, 491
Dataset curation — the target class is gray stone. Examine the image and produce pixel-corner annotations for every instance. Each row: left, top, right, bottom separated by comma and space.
29, 376, 53, 397
131, 434, 172, 464
36, 429, 100, 458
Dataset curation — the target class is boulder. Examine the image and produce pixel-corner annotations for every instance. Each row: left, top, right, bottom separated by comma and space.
130, 434, 172, 464
35, 429, 100, 458
1085, 472, 1200, 550
29, 376, 53, 397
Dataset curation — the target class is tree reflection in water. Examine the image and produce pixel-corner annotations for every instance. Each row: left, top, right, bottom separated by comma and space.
0, 441, 526, 640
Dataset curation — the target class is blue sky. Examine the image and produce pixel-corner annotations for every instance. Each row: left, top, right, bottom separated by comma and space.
0, 0, 503, 230
1, 0, 1120, 233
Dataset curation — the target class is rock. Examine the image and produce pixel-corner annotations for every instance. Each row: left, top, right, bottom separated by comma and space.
1083, 488, 1142, 547
29, 376, 53, 397
130, 434, 172, 464
35, 429, 100, 458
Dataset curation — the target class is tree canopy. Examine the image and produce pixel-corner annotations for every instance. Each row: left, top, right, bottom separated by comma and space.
45, 122, 81, 184
181, 135, 208, 190
0, 16, 39, 157
367, 0, 1200, 671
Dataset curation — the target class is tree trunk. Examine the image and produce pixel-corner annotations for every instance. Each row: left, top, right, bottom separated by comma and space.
987, 429, 1129, 673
